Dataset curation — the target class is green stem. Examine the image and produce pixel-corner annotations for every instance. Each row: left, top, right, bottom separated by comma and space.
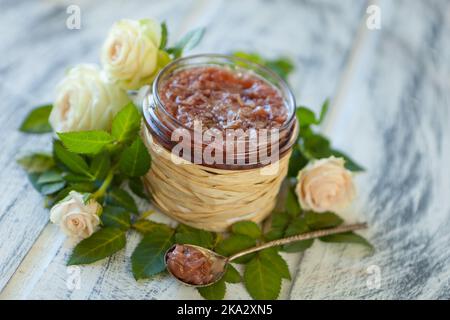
92, 168, 115, 200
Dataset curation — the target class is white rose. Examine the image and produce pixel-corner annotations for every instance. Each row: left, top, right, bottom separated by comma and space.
101, 19, 170, 90
49, 64, 130, 132
50, 191, 101, 239
296, 157, 356, 213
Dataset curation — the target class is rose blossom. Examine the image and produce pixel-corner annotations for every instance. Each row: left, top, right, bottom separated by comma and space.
101, 19, 170, 90
49, 64, 130, 132
50, 191, 101, 239
296, 157, 356, 213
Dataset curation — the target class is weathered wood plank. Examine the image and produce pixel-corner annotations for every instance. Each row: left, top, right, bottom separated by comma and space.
290, 0, 450, 299
0, 0, 367, 299
0, 0, 197, 293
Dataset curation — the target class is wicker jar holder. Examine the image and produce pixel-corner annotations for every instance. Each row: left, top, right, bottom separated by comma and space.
141, 54, 297, 232
142, 125, 292, 232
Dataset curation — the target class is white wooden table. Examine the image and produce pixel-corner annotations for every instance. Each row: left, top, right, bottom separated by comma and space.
0, 0, 449, 299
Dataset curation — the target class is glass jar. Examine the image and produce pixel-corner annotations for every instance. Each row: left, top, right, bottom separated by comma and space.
143, 54, 298, 170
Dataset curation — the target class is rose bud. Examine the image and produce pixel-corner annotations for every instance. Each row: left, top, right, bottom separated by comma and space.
101, 19, 170, 90
50, 191, 102, 240
296, 157, 356, 213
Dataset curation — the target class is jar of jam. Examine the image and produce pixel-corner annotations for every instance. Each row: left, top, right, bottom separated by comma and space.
142, 54, 298, 231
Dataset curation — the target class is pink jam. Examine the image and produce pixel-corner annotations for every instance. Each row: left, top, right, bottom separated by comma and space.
159, 66, 287, 131
166, 245, 215, 285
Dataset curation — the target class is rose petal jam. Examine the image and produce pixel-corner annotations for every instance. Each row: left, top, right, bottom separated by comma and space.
166, 244, 217, 285
159, 66, 288, 131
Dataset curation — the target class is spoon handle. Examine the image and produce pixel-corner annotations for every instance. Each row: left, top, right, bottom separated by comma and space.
227, 222, 368, 262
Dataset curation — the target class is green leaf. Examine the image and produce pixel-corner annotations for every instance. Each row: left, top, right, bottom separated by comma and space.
156, 50, 172, 70
329, 149, 365, 172
296, 107, 318, 127
58, 131, 113, 155
44, 188, 68, 208
303, 133, 331, 158
265, 211, 291, 241
129, 177, 147, 199
178, 27, 205, 51
244, 254, 282, 300
259, 248, 290, 280
232, 52, 294, 80
233, 52, 265, 66
287, 147, 308, 177
285, 187, 300, 217
318, 99, 329, 124
295, 101, 327, 128
169, 27, 205, 58
40, 181, 66, 195
63, 173, 93, 183
282, 218, 313, 252
111, 103, 141, 143
132, 220, 173, 234
320, 231, 374, 250
101, 206, 131, 231
24, 167, 65, 195
119, 137, 151, 177
69, 182, 96, 193
53, 141, 93, 178
17, 153, 55, 173
106, 188, 138, 213
223, 264, 241, 283
131, 226, 174, 279
139, 210, 155, 220
266, 57, 295, 80
159, 21, 168, 50
51, 187, 72, 204
216, 234, 256, 264
89, 152, 111, 180
27, 173, 44, 192
19, 104, 52, 133
231, 221, 262, 239
175, 224, 215, 249
304, 211, 343, 230
68, 228, 126, 265
197, 278, 226, 300
36, 169, 63, 184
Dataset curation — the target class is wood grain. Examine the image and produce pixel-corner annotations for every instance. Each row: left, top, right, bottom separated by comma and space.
0, 0, 367, 299
3, 0, 446, 300
290, 0, 450, 299
0, 0, 197, 295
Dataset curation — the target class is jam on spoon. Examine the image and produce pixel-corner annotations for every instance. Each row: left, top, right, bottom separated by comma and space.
166, 244, 226, 286
165, 223, 368, 287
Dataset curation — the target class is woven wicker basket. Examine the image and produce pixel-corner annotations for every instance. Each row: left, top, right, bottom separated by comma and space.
141, 54, 297, 232
142, 125, 292, 232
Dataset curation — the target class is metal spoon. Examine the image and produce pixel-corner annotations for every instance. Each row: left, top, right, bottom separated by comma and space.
164, 222, 368, 287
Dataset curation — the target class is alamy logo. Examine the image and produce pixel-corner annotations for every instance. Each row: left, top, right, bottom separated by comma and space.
66, 5, 81, 30
168, 121, 281, 172
66, 266, 81, 290
366, 5, 381, 30
366, 265, 381, 290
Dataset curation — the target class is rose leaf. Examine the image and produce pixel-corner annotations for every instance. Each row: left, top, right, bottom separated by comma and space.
111, 103, 141, 143
118, 137, 151, 178
19, 104, 53, 133
197, 278, 226, 300
58, 130, 114, 155
131, 226, 174, 279
231, 221, 262, 239
67, 227, 126, 265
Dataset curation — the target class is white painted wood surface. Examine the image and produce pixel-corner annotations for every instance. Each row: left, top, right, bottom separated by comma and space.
0, 0, 448, 299
291, 0, 450, 299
